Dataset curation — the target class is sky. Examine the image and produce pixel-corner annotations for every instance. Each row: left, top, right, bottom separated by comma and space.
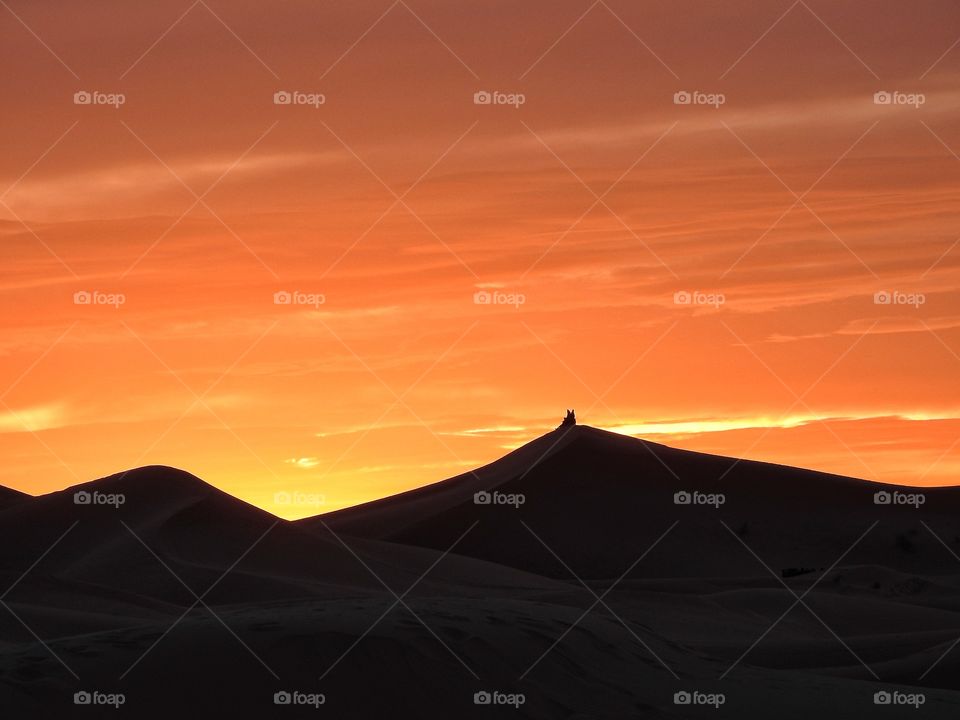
1, 0, 958, 518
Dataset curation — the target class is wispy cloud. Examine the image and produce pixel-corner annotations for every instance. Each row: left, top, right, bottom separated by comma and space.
0, 403, 68, 433
285, 457, 320, 468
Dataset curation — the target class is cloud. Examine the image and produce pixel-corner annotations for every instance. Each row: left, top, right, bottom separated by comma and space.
3, 151, 347, 221
285, 457, 320, 468
766, 315, 960, 343
0, 403, 68, 433
602, 410, 960, 439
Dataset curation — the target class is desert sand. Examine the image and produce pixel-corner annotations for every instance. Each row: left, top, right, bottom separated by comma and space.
2, 425, 959, 717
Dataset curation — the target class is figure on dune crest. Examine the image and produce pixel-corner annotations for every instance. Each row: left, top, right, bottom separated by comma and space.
558, 409, 576, 428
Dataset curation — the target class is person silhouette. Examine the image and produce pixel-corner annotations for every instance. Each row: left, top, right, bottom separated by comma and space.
558, 409, 576, 428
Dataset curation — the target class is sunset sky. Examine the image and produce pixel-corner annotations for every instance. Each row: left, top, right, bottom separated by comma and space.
1, 0, 959, 518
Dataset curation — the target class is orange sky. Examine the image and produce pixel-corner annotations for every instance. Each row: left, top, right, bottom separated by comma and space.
1, 0, 959, 518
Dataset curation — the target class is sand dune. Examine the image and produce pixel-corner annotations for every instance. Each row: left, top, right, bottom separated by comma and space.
0, 484, 28, 510
3, 428, 960, 717
308, 426, 960, 580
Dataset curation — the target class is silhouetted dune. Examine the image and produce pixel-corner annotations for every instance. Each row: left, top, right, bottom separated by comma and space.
305, 428, 583, 538
0, 483, 29, 509
308, 426, 960, 579
4, 435, 960, 717
0, 466, 561, 623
